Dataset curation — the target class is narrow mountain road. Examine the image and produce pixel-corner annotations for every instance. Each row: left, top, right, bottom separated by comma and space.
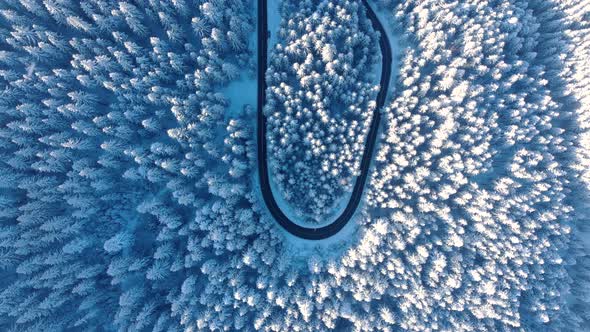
257, 0, 392, 240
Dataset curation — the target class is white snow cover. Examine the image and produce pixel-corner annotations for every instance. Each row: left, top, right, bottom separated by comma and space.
264, 0, 380, 222
0, 0, 588, 331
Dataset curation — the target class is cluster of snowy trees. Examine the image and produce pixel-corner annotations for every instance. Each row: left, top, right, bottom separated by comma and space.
364, 0, 590, 330
1, 0, 589, 331
264, 0, 380, 221
0, 0, 265, 330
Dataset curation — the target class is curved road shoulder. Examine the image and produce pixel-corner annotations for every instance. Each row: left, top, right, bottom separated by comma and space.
257, 0, 392, 240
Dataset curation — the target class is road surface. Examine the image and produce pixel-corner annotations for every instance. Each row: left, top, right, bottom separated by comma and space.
257, 0, 392, 240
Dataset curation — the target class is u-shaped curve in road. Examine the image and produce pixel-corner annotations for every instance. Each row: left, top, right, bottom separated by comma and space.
257, 0, 392, 240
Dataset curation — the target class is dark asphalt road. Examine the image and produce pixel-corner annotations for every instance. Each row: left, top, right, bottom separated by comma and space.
257, 0, 392, 240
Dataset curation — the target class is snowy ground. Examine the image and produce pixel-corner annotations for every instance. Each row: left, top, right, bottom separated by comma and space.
221, 77, 256, 119
267, 0, 280, 55
368, 0, 402, 100
280, 208, 363, 261
250, 168, 362, 254
221, 18, 257, 119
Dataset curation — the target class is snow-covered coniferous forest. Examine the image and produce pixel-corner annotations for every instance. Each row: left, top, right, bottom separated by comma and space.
265, 0, 379, 221
0, 0, 590, 331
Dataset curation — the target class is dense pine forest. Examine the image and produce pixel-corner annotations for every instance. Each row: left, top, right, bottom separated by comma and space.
0, 0, 589, 331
